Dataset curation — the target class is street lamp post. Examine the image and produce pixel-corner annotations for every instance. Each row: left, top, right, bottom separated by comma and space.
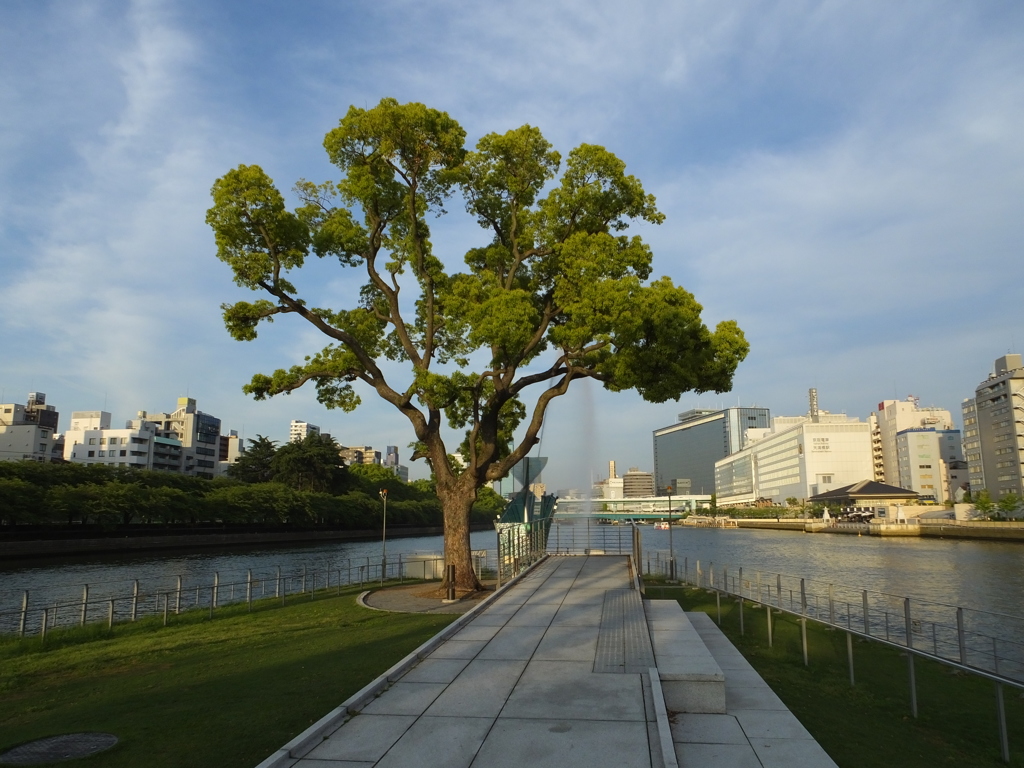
379, 489, 388, 586
667, 486, 675, 581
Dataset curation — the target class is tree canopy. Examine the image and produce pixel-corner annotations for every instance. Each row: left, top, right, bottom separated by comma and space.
207, 98, 749, 587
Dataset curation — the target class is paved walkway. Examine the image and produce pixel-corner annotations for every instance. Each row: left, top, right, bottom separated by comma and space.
270, 556, 837, 768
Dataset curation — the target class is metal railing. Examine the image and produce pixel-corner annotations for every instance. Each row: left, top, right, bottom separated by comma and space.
1, 552, 496, 638
494, 518, 643, 586
646, 553, 1023, 763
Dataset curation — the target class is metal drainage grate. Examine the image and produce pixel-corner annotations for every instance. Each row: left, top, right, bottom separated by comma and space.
0, 733, 118, 765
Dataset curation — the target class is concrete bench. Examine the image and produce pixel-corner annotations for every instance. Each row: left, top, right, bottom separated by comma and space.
644, 599, 726, 714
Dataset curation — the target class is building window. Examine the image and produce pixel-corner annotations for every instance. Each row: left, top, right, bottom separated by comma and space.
919, 464, 931, 469
821, 475, 833, 483
87, 450, 95, 457
88, 437, 96, 445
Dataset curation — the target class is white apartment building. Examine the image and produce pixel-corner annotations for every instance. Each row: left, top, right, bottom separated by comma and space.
290, 420, 320, 442
341, 445, 381, 465
138, 398, 222, 478
869, 398, 955, 485
64, 412, 184, 472
716, 413, 873, 506
895, 428, 963, 503
0, 393, 59, 463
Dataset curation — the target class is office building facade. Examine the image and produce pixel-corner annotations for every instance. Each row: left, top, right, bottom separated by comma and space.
653, 407, 770, 495
962, 354, 1024, 499
0, 393, 59, 463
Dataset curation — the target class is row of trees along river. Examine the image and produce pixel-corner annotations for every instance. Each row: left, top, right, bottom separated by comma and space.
0, 434, 504, 530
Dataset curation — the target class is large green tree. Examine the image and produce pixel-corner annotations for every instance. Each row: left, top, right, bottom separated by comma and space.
207, 98, 748, 589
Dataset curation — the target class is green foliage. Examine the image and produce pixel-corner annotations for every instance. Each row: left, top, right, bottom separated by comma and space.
973, 489, 995, 516
996, 492, 1022, 518
227, 434, 278, 483
270, 433, 347, 493
207, 98, 749, 507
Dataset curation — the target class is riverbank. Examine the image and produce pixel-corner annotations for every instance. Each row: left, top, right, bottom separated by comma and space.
0, 523, 496, 560
0, 584, 456, 768
731, 518, 1024, 542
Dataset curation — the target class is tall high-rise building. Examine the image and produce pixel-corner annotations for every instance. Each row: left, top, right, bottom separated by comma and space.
290, 420, 321, 443
622, 468, 655, 498
653, 407, 770, 495
869, 397, 955, 486
962, 354, 1024, 499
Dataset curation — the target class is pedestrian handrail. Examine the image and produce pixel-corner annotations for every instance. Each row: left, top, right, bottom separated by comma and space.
0, 551, 496, 638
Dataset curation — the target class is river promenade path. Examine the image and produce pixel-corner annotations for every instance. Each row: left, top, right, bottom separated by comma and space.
259, 555, 837, 768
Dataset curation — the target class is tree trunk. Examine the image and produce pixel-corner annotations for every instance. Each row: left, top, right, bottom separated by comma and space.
436, 483, 484, 591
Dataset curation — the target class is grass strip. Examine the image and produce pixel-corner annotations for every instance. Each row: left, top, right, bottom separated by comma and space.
0, 583, 456, 768
646, 584, 1024, 768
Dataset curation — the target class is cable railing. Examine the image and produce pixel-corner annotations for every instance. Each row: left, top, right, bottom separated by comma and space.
1, 551, 496, 638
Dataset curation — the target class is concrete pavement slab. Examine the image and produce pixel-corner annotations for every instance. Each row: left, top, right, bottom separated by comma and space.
360, 683, 447, 716
550, 602, 604, 626
669, 713, 748, 745
502, 660, 646, 721
454, 623, 503, 642
303, 715, 416, 763
503, 603, 560, 627
476, 624, 548, 660
375, 716, 493, 768
749, 737, 839, 768
473, 718, 651, 768
424, 659, 527, 718
726, 686, 789, 711
733, 709, 815, 740
428, 639, 488, 659
532, 625, 599, 662
674, 741, 762, 768
398, 657, 470, 684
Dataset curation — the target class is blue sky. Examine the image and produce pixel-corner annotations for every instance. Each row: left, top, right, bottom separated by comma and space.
2, 0, 1023, 491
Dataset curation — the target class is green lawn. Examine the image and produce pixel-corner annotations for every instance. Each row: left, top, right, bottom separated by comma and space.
646, 584, 1024, 768
0, 585, 456, 768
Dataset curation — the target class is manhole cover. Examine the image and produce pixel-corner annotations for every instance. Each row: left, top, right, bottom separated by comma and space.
0, 733, 118, 765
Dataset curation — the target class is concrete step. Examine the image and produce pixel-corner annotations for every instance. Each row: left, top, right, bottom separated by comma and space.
644, 599, 726, 714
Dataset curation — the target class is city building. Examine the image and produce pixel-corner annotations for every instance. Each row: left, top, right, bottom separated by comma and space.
64, 411, 184, 472
715, 394, 872, 506
653, 406, 770, 496
622, 468, 655, 498
869, 397, 955, 485
962, 354, 1024, 499
340, 445, 382, 466
0, 392, 60, 463
63, 398, 225, 478
216, 430, 246, 477
289, 420, 320, 443
382, 445, 409, 482
895, 427, 963, 503
137, 398, 222, 479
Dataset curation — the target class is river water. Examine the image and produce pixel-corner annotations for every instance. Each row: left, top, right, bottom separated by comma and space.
2, 525, 1022, 665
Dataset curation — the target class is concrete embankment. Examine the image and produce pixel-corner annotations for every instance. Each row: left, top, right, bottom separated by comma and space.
733, 518, 1024, 542
0, 523, 494, 559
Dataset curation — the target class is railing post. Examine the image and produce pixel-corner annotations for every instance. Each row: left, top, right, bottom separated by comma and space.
738, 567, 744, 635
777, 574, 783, 608
80, 585, 89, 627
828, 584, 835, 627
163, 593, 169, 626
847, 631, 855, 686
213, 572, 219, 609
210, 586, 215, 619
175, 575, 182, 614
301, 565, 306, 595
905, 597, 918, 718
863, 590, 870, 636
311, 570, 316, 600
108, 598, 114, 629
716, 591, 721, 625
800, 578, 808, 666
956, 607, 967, 664
766, 602, 773, 648
19, 590, 28, 637
247, 570, 252, 611
40, 609, 48, 642
131, 580, 139, 621
276, 566, 281, 599
995, 683, 1010, 763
